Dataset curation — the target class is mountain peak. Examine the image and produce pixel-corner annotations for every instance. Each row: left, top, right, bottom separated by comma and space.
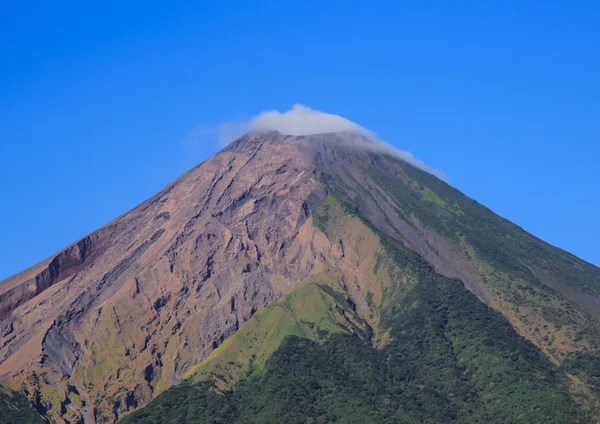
225, 129, 372, 149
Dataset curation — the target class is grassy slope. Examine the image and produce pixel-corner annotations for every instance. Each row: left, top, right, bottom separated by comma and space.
121, 193, 585, 423
184, 277, 371, 390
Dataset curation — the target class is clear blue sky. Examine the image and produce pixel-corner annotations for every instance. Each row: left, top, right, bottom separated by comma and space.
1, 1, 599, 280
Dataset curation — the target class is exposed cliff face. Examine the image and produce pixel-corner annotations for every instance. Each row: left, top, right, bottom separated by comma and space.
1, 131, 599, 423
0, 227, 114, 320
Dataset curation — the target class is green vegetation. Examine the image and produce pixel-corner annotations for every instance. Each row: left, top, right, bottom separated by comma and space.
564, 352, 600, 388
358, 156, 600, 366
122, 263, 581, 422
375, 157, 600, 294
186, 278, 370, 389
0, 388, 43, 424
421, 186, 463, 216
563, 351, 600, 413
121, 194, 584, 423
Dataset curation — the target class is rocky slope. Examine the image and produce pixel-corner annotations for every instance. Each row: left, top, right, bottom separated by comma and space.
1, 131, 600, 423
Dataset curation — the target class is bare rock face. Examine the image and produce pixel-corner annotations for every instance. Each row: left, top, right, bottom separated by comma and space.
0, 131, 333, 423
1, 130, 599, 423
0, 228, 113, 320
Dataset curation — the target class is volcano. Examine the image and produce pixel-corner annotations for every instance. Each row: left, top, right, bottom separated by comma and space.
1, 131, 599, 423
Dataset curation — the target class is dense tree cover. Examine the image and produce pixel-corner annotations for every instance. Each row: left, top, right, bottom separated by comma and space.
563, 351, 600, 414
376, 237, 578, 423
0, 390, 43, 424
121, 223, 583, 423
564, 352, 600, 388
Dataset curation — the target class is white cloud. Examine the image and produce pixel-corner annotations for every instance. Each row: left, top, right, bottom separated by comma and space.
250, 104, 445, 179
187, 104, 445, 179
250, 104, 374, 137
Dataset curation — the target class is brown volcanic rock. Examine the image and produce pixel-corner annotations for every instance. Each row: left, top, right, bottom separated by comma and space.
0, 131, 332, 422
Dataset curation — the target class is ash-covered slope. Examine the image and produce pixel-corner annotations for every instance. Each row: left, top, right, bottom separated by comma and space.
1, 131, 600, 423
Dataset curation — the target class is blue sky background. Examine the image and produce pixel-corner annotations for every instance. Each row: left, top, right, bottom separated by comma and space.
1, 0, 598, 280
